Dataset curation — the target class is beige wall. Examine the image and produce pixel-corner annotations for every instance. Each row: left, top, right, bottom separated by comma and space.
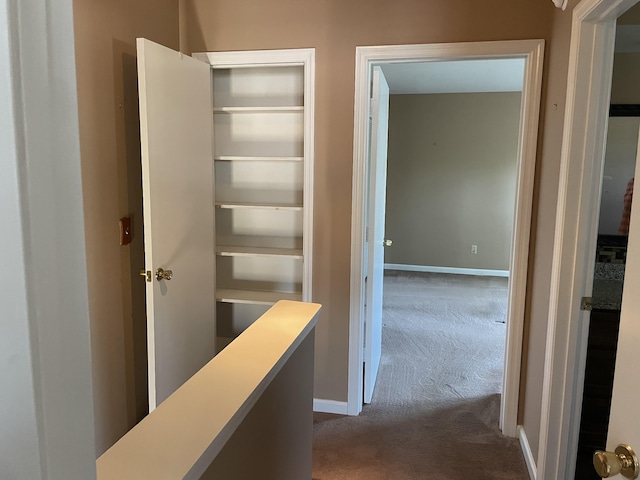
385, 92, 521, 271
599, 117, 640, 235
183, 0, 556, 408
619, 2, 640, 24
73, 0, 179, 455
518, 0, 579, 458
598, 50, 640, 234
70, 0, 585, 466
611, 53, 640, 104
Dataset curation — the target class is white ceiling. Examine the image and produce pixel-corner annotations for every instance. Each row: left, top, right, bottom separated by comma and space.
375, 26, 640, 96
380, 58, 525, 95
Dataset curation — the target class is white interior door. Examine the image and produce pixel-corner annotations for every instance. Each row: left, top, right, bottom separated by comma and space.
364, 67, 390, 404
137, 38, 215, 410
603, 123, 640, 478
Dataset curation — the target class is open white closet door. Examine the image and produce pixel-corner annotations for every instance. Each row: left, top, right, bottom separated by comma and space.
598, 124, 640, 479
364, 66, 390, 404
137, 38, 216, 410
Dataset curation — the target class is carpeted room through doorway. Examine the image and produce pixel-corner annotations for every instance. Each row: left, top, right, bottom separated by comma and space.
312, 270, 529, 480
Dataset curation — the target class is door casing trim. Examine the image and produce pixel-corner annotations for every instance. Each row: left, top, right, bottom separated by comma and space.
348, 40, 545, 439
538, 0, 639, 478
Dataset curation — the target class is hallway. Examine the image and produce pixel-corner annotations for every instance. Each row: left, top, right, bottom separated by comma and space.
312, 271, 528, 479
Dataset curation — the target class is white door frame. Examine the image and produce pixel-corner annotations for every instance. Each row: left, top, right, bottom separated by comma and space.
1, 0, 96, 477
348, 40, 545, 439
538, 0, 638, 478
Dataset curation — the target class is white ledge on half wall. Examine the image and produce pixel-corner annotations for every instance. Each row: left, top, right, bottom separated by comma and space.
96, 300, 321, 480
384, 263, 510, 278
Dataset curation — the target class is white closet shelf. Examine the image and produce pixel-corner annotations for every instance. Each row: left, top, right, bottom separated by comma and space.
214, 189, 303, 206
210, 62, 305, 69
216, 289, 302, 305
216, 235, 303, 250
215, 201, 303, 211
204, 49, 313, 341
213, 106, 304, 113
216, 245, 303, 258
214, 155, 304, 162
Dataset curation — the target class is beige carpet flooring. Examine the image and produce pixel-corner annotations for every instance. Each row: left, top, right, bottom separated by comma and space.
312, 271, 529, 480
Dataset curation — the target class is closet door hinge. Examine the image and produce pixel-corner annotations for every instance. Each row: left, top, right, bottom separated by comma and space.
580, 296, 593, 311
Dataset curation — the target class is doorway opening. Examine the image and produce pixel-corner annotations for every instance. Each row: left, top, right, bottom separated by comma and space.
377, 66, 523, 430
573, 101, 640, 478
348, 41, 545, 439
540, 0, 640, 477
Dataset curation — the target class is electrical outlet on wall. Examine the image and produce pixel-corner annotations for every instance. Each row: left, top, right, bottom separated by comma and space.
471, 244, 478, 255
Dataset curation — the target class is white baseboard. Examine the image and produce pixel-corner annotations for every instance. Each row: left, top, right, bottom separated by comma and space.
518, 425, 537, 480
313, 398, 349, 415
384, 263, 509, 277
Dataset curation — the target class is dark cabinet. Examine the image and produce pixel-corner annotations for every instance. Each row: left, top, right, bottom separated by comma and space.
574, 309, 621, 480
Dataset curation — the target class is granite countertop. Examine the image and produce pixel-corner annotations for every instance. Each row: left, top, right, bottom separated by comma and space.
592, 263, 624, 311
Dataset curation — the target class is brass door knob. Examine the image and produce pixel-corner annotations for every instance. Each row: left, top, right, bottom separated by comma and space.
155, 268, 173, 281
593, 444, 639, 479
383, 239, 393, 247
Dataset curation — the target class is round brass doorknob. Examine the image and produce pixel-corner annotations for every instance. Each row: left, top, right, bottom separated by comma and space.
155, 268, 173, 281
383, 239, 393, 247
593, 444, 639, 479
